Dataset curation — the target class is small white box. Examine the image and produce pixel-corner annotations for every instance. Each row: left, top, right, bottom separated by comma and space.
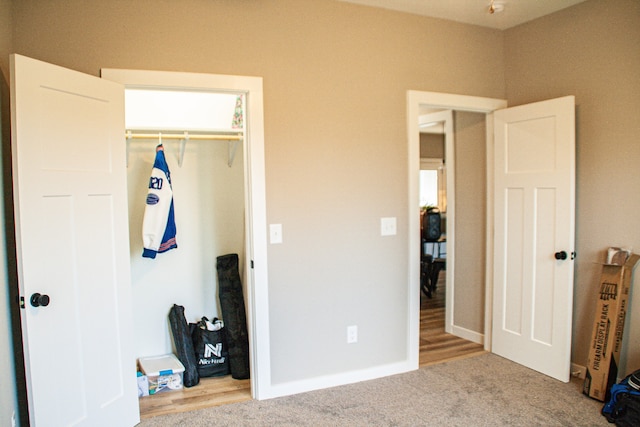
138, 354, 185, 394
137, 372, 149, 397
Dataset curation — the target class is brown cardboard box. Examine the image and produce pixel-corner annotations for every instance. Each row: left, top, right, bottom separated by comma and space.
583, 253, 640, 401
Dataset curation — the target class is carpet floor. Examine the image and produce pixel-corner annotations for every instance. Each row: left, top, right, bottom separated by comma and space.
137, 353, 610, 426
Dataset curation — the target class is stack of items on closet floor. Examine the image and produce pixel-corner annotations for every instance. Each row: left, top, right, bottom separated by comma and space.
137, 253, 251, 396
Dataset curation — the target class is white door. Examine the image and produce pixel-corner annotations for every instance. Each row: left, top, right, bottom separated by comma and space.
492, 96, 575, 382
11, 55, 139, 426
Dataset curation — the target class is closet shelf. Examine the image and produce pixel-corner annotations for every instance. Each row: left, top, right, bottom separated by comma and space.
125, 130, 243, 167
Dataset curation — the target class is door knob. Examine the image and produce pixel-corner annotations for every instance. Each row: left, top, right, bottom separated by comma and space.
30, 293, 50, 307
554, 251, 568, 260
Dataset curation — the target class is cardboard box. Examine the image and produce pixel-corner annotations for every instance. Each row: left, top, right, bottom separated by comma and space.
138, 354, 185, 395
583, 253, 640, 401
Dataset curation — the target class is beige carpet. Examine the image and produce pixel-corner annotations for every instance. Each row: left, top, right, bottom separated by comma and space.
137, 353, 610, 426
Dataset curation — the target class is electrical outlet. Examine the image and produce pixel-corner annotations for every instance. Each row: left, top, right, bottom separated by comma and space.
347, 325, 358, 343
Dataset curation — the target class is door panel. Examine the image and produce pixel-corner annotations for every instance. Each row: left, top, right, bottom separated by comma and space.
11, 54, 139, 426
492, 96, 575, 382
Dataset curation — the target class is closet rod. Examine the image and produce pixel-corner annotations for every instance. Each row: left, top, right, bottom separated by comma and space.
125, 131, 243, 141
125, 131, 243, 168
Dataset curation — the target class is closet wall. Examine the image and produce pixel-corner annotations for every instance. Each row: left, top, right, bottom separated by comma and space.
125, 110, 245, 360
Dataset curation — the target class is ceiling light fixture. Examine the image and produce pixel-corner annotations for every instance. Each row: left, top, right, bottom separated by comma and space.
488, 0, 504, 14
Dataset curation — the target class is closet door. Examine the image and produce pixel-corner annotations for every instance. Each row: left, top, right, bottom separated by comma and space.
11, 54, 138, 426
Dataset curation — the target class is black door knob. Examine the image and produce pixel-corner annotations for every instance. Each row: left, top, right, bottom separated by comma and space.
555, 251, 568, 260
30, 293, 50, 307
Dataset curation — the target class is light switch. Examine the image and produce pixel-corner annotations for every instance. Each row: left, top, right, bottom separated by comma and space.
270, 224, 283, 244
381, 217, 397, 236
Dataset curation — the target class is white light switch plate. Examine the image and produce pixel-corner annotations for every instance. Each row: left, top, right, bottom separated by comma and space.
270, 224, 283, 244
380, 217, 397, 236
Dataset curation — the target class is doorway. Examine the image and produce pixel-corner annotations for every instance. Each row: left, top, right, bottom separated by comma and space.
407, 91, 507, 361
418, 110, 452, 333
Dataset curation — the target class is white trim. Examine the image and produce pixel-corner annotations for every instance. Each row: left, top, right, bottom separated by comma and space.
100, 69, 270, 399
451, 325, 484, 345
483, 113, 496, 352
407, 90, 507, 359
419, 158, 443, 169
261, 361, 413, 400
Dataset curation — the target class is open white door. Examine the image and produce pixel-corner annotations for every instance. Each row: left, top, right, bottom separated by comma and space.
492, 96, 575, 382
11, 54, 139, 426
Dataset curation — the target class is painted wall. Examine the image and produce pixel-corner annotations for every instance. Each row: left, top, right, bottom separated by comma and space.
127, 139, 245, 359
7, 0, 505, 391
452, 111, 486, 333
503, 0, 640, 373
420, 133, 444, 159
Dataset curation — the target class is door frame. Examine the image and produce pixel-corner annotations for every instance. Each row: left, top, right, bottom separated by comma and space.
101, 69, 271, 399
407, 90, 507, 357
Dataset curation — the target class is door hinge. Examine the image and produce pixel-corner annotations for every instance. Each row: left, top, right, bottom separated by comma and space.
251, 260, 254, 269
19, 296, 25, 309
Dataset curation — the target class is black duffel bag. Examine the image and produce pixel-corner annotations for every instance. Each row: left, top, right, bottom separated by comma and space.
190, 317, 230, 378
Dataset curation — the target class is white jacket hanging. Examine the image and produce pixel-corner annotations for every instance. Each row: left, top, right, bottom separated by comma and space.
142, 144, 178, 258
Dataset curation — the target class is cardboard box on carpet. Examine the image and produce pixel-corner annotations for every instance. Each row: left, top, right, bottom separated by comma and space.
583, 251, 640, 401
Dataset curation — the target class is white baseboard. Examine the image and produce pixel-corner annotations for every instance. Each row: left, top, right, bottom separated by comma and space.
259, 359, 415, 400
571, 362, 586, 379
451, 324, 484, 345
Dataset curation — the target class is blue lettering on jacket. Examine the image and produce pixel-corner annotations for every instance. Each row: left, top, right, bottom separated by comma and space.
149, 177, 163, 190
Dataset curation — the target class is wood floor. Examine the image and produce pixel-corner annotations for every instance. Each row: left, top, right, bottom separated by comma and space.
139, 274, 485, 419
419, 278, 486, 367
139, 374, 252, 419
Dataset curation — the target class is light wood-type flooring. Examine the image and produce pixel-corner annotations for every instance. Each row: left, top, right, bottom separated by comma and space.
139, 273, 485, 419
419, 277, 486, 366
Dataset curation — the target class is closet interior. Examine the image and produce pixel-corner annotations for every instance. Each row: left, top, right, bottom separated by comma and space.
123, 88, 251, 410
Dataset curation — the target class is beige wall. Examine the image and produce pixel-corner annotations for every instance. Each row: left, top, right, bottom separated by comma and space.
420, 133, 444, 159
6, 0, 505, 390
452, 111, 486, 332
504, 0, 640, 372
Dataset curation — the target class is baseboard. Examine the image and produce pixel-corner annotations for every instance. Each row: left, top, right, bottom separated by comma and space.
571, 362, 586, 379
259, 359, 415, 400
451, 324, 484, 345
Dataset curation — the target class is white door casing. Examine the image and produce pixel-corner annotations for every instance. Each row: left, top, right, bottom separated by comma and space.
100, 68, 271, 399
407, 91, 507, 366
492, 96, 576, 382
11, 54, 139, 426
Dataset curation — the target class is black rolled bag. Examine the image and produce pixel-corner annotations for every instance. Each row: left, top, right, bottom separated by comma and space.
168, 304, 200, 387
216, 253, 250, 380
190, 317, 230, 378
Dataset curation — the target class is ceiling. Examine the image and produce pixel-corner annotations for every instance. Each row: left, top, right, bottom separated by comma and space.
337, 0, 587, 30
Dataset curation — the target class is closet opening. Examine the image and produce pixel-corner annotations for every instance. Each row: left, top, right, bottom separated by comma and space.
101, 69, 271, 414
